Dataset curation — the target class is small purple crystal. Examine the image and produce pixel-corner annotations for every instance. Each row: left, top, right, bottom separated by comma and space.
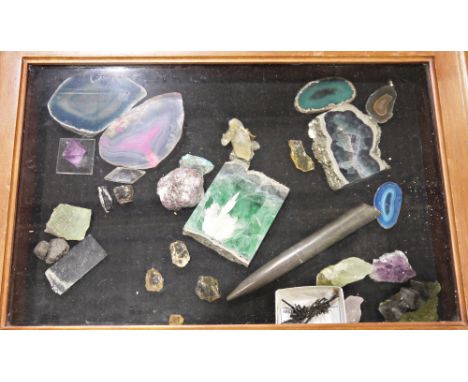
62, 139, 87, 167
370, 250, 416, 283
157, 167, 204, 211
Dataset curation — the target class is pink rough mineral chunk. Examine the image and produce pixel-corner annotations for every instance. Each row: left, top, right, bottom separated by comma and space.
157, 168, 204, 211
98, 93, 184, 169
370, 250, 416, 283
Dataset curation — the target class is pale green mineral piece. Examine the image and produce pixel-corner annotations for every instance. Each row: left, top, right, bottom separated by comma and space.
44, 203, 92, 241
179, 154, 214, 175
316, 257, 373, 287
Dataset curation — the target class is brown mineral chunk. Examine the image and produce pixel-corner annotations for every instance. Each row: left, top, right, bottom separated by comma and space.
145, 267, 164, 292
113, 185, 134, 205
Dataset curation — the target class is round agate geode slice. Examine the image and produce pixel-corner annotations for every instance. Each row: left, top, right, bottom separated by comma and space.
99, 93, 184, 169
48, 74, 147, 137
294, 77, 356, 114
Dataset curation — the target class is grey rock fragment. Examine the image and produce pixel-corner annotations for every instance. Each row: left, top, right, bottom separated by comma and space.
33, 241, 50, 261
45, 238, 70, 264
113, 185, 134, 205
45, 234, 108, 295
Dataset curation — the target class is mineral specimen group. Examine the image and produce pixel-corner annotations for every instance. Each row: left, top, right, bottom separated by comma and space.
168, 314, 185, 325
370, 250, 416, 283
99, 93, 184, 169
179, 154, 214, 175
145, 268, 164, 292
98, 186, 113, 213
195, 276, 221, 302
48, 74, 147, 137
45, 235, 108, 295
44, 203, 92, 241
316, 257, 373, 287
366, 81, 397, 123
113, 185, 134, 205
170, 240, 190, 268
104, 167, 146, 184
374, 181, 403, 229
221, 118, 260, 162
294, 77, 356, 114
308, 104, 390, 190
183, 159, 289, 267
378, 280, 441, 322
157, 167, 204, 211
288, 139, 314, 172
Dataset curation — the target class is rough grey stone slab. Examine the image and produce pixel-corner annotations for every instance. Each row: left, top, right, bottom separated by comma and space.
45, 234, 108, 295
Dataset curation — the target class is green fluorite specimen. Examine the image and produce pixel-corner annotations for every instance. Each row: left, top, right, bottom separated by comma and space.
399, 282, 441, 322
316, 257, 372, 287
183, 159, 289, 266
44, 203, 92, 241
294, 77, 356, 113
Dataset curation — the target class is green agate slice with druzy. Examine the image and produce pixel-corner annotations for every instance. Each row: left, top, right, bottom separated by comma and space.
183, 159, 289, 267
294, 77, 356, 114
316, 257, 373, 287
44, 203, 92, 241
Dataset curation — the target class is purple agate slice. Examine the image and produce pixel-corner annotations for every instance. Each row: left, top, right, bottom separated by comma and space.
62, 139, 87, 167
370, 250, 416, 283
99, 93, 184, 169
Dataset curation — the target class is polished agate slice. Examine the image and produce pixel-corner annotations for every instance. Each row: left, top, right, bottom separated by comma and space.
294, 77, 356, 114
366, 81, 397, 123
308, 104, 389, 190
99, 93, 184, 169
48, 74, 147, 137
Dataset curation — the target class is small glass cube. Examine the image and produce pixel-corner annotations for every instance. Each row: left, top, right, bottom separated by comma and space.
275, 286, 347, 324
56, 138, 96, 175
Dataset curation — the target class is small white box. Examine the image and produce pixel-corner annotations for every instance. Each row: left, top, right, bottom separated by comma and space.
275, 286, 347, 324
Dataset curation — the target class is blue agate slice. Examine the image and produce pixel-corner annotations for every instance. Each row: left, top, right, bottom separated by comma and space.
48, 74, 147, 137
374, 181, 403, 229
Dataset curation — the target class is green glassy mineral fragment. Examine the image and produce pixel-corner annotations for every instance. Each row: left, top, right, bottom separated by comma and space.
316, 257, 372, 287
288, 139, 314, 172
44, 203, 92, 241
179, 154, 214, 175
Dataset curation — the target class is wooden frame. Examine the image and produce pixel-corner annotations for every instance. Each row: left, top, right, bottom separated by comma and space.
1, 51, 467, 330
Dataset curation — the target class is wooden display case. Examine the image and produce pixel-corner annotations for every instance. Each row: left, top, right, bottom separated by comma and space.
0, 51, 467, 329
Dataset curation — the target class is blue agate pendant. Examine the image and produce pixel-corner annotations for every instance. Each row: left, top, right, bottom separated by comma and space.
48, 74, 147, 137
373, 181, 403, 229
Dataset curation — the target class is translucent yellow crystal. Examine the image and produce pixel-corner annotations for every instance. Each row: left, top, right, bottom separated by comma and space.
288, 140, 314, 172
221, 118, 259, 162
145, 268, 164, 292
168, 314, 185, 325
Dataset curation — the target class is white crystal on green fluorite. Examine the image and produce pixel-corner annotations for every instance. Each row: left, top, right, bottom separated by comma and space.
183, 159, 289, 267
316, 257, 372, 287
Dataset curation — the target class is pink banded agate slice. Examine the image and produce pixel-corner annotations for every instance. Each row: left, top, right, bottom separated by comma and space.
98, 93, 184, 169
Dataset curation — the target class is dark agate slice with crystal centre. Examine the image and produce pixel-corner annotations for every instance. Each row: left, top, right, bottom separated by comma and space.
48, 74, 147, 137
294, 77, 356, 113
365, 81, 397, 123
308, 105, 389, 190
